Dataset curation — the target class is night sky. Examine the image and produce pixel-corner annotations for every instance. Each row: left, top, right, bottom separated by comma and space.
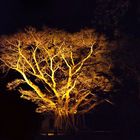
0, 0, 140, 140
0, 0, 139, 35
0, 0, 93, 34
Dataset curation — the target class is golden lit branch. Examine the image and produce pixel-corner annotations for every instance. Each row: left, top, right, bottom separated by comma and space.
72, 45, 93, 76
15, 69, 55, 106
32, 47, 43, 76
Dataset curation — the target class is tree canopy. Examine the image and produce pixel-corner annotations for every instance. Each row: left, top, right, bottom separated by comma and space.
0, 27, 116, 130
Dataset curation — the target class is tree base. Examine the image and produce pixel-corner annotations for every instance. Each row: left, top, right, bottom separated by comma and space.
40, 113, 87, 136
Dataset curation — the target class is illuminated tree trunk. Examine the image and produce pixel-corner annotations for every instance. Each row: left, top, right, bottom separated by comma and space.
53, 112, 76, 134
41, 112, 86, 135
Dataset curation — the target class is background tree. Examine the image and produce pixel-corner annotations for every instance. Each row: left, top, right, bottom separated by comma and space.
0, 27, 116, 133
92, 0, 130, 37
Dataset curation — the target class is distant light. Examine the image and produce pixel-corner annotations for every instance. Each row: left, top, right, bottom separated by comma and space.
47, 132, 55, 136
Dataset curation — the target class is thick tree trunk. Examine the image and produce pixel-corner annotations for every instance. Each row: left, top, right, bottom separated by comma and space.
40, 113, 86, 135
54, 113, 76, 134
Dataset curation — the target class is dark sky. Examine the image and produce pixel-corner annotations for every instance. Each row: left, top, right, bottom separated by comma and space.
0, 0, 94, 34
0, 0, 139, 35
